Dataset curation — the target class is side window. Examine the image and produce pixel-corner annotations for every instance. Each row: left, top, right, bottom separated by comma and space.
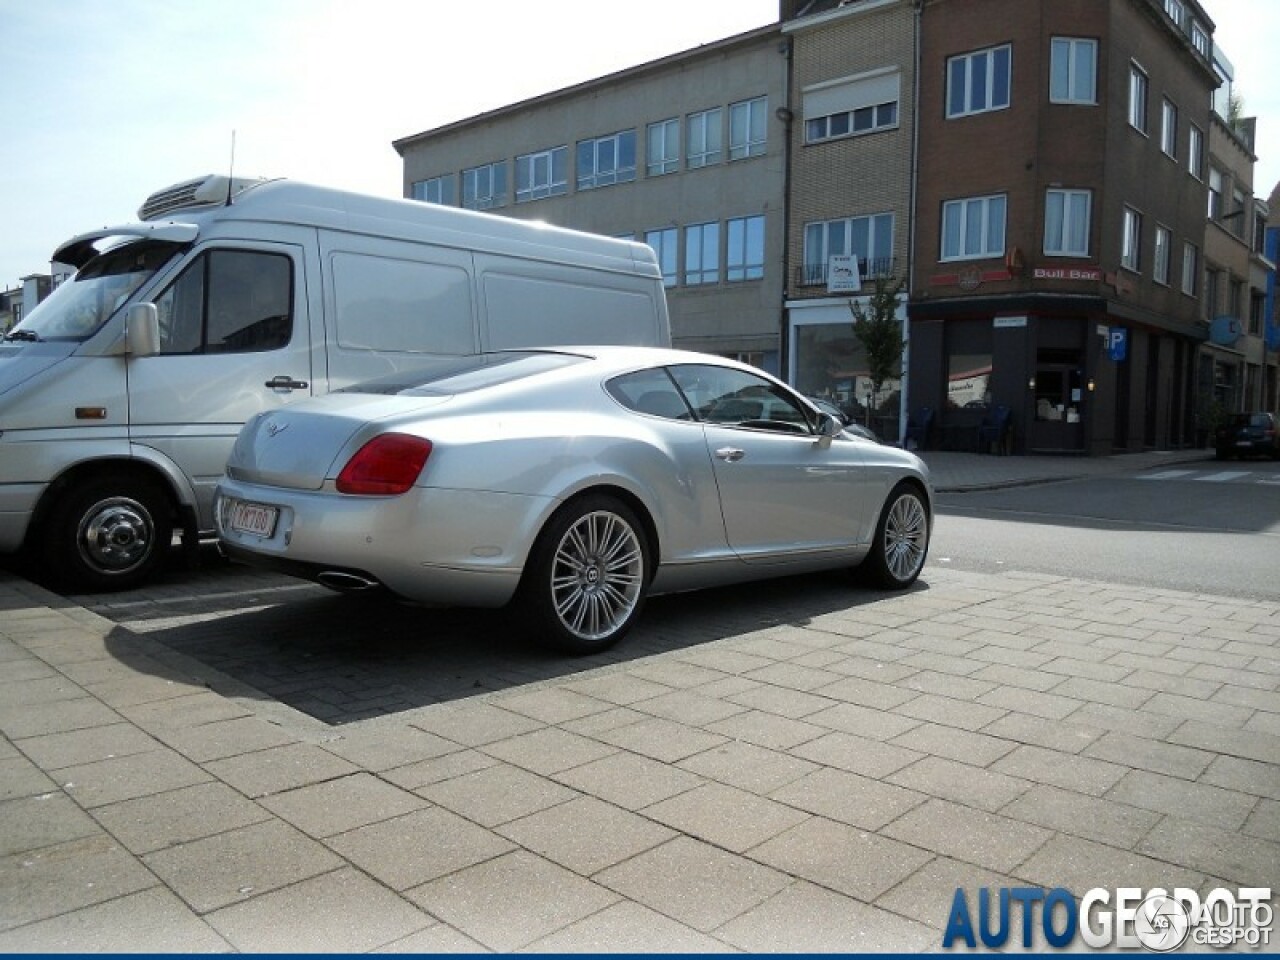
154, 250, 293, 355
670, 364, 815, 435
606, 368, 691, 420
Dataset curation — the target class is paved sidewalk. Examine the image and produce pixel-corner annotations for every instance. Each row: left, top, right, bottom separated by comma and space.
920, 447, 1216, 493
1, 449, 1276, 952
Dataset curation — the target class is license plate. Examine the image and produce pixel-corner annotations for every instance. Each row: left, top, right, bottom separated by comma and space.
229, 499, 278, 538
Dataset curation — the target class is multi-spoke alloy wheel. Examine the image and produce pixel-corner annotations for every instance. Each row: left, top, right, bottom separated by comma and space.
864, 483, 930, 589
521, 495, 649, 654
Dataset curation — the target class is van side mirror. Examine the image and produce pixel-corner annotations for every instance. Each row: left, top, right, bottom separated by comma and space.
125, 303, 159, 357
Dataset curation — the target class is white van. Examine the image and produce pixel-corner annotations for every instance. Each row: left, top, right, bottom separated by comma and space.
0, 175, 671, 590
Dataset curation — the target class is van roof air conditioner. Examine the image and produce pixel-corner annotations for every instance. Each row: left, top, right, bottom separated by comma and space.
138, 175, 266, 221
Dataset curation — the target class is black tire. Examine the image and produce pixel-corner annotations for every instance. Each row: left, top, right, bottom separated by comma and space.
42, 474, 174, 592
862, 482, 930, 590
518, 494, 649, 655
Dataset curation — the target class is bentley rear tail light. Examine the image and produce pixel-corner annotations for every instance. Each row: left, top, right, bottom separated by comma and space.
336, 433, 432, 495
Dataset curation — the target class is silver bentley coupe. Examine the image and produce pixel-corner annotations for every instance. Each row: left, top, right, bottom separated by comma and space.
216, 347, 932, 654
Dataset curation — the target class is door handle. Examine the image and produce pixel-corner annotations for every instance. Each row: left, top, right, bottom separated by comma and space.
265, 375, 309, 391
715, 447, 745, 462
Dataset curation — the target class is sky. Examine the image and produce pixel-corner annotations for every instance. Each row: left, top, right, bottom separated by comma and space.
2, 0, 1277, 289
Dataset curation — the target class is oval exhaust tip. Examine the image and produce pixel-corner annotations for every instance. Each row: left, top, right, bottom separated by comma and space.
317, 571, 380, 592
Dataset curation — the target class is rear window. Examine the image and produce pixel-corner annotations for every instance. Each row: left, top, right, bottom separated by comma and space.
338, 351, 587, 396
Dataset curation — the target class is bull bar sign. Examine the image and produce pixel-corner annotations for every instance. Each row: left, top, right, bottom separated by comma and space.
1033, 266, 1102, 282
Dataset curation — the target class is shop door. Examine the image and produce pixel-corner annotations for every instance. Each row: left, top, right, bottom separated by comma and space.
1030, 358, 1084, 451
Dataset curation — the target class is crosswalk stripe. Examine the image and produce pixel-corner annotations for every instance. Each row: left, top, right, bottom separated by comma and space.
1197, 471, 1252, 483
1137, 470, 1196, 480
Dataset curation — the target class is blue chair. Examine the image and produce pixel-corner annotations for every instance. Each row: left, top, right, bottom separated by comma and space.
977, 404, 1012, 454
904, 406, 934, 450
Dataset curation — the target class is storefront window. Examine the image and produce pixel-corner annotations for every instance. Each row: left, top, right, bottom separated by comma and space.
793, 321, 900, 428
947, 353, 992, 408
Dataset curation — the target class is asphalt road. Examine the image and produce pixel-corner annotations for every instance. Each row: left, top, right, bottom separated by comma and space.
934, 459, 1280, 601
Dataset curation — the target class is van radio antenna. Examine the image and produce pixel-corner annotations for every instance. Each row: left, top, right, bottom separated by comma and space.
226, 130, 237, 205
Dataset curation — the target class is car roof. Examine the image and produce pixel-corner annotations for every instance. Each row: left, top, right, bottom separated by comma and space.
527, 345, 764, 377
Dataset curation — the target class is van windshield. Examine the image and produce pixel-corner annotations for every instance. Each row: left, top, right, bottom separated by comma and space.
6, 241, 182, 344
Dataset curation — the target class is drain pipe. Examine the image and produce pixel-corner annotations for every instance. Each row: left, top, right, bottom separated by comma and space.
902, 0, 924, 449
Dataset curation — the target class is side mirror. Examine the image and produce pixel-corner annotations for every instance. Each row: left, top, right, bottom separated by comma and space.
818, 412, 843, 438
125, 303, 159, 358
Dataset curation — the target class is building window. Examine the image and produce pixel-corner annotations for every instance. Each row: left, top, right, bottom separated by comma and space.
946, 44, 1011, 118
515, 146, 568, 202
1044, 189, 1091, 256
1254, 208, 1269, 255
1122, 206, 1143, 272
687, 108, 723, 169
1154, 225, 1172, 285
1204, 268, 1221, 317
1250, 291, 1265, 335
1049, 37, 1097, 104
726, 215, 765, 281
1229, 278, 1244, 318
1163, 0, 1184, 27
576, 130, 637, 190
461, 162, 507, 210
803, 213, 895, 284
1181, 242, 1198, 295
1128, 64, 1149, 133
1191, 20, 1210, 58
1161, 99, 1179, 158
684, 221, 720, 285
647, 118, 679, 176
806, 103, 898, 142
1208, 167, 1223, 220
644, 228, 678, 288
941, 195, 1006, 261
411, 175, 455, 206
1189, 124, 1204, 179
729, 97, 767, 160
1229, 188, 1247, 237
804, 70, 901, 143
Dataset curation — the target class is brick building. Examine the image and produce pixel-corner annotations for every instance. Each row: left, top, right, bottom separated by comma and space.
908, 0, 1218, 454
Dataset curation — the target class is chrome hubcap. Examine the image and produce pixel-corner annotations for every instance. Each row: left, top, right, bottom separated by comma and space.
78, 497, 154, 574
884, 493, 928, 582
551, 510, 643, 642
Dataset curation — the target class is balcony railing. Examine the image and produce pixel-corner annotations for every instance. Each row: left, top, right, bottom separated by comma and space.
795, 257, 898, 288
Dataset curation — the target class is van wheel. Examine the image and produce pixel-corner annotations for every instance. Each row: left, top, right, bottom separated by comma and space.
518, 495, 649, 655
44, 475, 173, 592
861, 482, 930, 590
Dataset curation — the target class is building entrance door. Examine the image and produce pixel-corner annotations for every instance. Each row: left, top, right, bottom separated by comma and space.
1030, 353, 1084, 452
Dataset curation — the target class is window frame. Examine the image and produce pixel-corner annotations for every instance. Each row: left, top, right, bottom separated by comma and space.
461, 161, 508, 211
946, 43, 1012, 119
1161, 98, 1179, 159
941, 195, 1007, 262
1049, 37, 1097, 105
646, 118, 680, 177
1043, 188, 1092, 257
729, 97, 768, 161
576, 130, 637, 191
726, 215, 766, 282
687, 108, 724, 169
1128, 63, 1149, 134
1153, 224, 1173, 286
644, 227, 679, 288
683, 221, 721, 285
411, 175, 455, 206
802, 213, 895, 284
514, 146, 569, 203
1188, 124, 1205, 179
1181, 242, 1198, 296
1121, 206, 1143, 273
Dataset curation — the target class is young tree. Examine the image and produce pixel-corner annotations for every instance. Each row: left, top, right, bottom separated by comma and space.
849, 276, 906, 425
